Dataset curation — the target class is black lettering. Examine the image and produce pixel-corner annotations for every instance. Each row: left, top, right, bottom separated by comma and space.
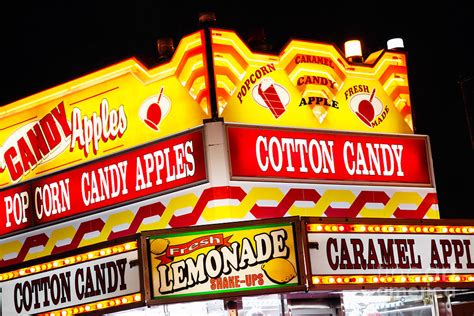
407, 239, 422, 268
378, 239, 396, 269
60, 271, 71, 303
464, 240, 474, 268
116, 258, 128, 291
14, 283, 23, 314
350, 239, 366, 269
75, 268, 84, 300
395, 240, 409, 268
440, 239, 452, 268
340, 239, 353, 269
107, 261, 119, 293
85, 267, 97, 298
50, 274, 61, 305
430, 240, 443, 268
94, 263, 107, 295
452, 240, 464, 269
23, 281, 33, 311
31, 279, 43, 309
41, 276, 51, 307
367, 239, 379, 269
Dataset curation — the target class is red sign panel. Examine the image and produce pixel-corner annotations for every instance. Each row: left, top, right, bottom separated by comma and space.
0, 129, 207, 236
227, 125, 432, 186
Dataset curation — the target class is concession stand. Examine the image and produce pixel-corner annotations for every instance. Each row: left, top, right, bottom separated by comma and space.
1, 26, 471, 315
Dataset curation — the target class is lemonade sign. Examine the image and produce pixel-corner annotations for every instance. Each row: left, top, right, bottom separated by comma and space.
143, 219, 303, 304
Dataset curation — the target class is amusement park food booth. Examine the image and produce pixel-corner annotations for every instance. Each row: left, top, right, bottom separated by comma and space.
1, 27, 473, 315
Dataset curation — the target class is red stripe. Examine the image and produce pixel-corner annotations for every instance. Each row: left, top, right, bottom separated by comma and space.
52, 219, 105, 254
324, 191, 390, 218
108, 201, 166, 240
169, 186, 246, 227
251, 188, 321, 219
0, 234, 49, 268
393, 193, 438, 219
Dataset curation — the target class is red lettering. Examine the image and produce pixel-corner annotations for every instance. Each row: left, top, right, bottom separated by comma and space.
4, 147, 22, 181
51, 101, 71, 137
27, 124, 51, 161
236, 64, 276, 103
40, 113, 62, 150
18, 138, 38, 172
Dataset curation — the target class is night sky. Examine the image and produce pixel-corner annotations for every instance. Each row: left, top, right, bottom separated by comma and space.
0, 1, 473, 218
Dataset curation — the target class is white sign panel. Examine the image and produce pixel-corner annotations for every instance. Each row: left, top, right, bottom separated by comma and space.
308, 233, 474, 276
2, 250, 140, 315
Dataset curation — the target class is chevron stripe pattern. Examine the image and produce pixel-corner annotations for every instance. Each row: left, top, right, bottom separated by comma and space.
0, 185, 438, 269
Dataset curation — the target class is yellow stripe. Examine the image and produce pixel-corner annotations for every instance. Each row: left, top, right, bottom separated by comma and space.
0, 240, 22, 262
25, 226, 77, 261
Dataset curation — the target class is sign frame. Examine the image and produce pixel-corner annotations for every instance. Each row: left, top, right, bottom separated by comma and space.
0, 30, 211, 187
0, 234, 146, 315
0, 126, 209, 239
212, 28, 414, 134
302, 217, 474, 291
140, 216, 306, 305
226, 123, 436, 188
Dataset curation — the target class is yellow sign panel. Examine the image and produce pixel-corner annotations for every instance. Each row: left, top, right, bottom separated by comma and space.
212, 29, 412, 134
0, 28, 414, 187
144, 219, 302, 304
0, 31, 210, 186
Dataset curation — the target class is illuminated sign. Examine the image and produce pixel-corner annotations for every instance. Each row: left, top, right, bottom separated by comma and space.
0, 31, 210, 186
0, 182, 440, 271
142, 218, 304, 305
0, 128, 207, 237
212, 29, 413, 134
227, 125, 433, 186
1, 239, 142, 316
305, 218, 474, 289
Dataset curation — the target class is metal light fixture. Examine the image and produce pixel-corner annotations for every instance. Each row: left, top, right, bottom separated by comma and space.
156, 37, 175, 61
198, 12, 216, 24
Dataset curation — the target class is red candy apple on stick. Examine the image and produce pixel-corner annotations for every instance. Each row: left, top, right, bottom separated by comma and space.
356, 88, 376, 126
144, 87, 164, 130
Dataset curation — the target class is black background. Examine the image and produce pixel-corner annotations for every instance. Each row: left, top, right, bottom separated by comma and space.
0, 1, 472, 218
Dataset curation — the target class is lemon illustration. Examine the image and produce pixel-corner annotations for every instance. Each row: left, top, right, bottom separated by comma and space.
261, 258, 297, 284
150, 238, 169, 255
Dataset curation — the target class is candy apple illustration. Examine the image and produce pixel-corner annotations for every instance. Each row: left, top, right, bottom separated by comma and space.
139, 87, 171, 131
349, 88, 383, 127
356, 88, 376, 126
